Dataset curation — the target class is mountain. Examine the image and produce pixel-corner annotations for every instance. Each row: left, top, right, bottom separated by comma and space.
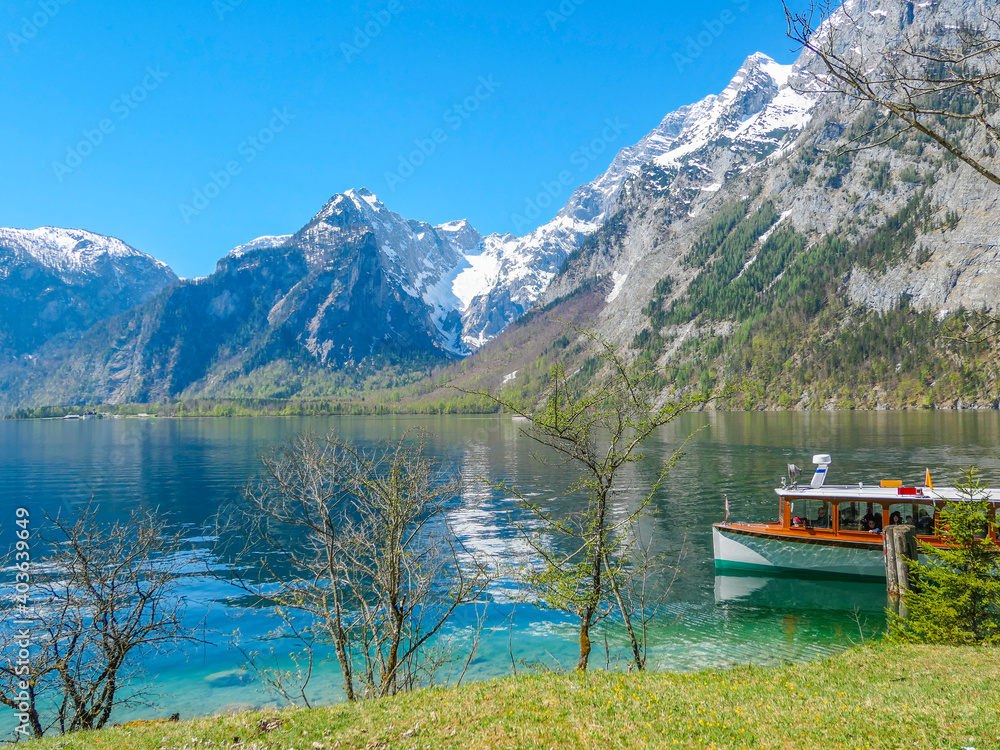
0, 227, 178, 359
12, 49, 816, 409
464, 51, 816, 342
0, 47, 822, 412
429, 0, 1000, 411
0, 189, 551, 405
8, 0, 1000, 412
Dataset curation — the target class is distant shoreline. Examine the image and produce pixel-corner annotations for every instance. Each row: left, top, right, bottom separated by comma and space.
5, 400, 1000, 421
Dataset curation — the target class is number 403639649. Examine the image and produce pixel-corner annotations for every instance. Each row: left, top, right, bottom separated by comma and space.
14, 508, 30, 603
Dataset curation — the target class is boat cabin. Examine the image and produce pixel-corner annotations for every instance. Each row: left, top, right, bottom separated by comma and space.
772, 455, 998, 544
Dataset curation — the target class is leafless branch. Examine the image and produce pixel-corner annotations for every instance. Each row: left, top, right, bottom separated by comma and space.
219, 430, 498, 703
785, 0, 1000, 184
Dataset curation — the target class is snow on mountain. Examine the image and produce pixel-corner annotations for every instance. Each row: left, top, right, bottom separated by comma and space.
228, 234, 293, 258
435, 218, 482, 255
281, 52, 820, 355
0, 226, 172, 276
0, 226, 179, 358
459, 52, 818, 342
0, 51, 818, 369
653, 53, 817, 169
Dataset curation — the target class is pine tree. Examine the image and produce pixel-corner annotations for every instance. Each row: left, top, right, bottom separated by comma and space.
890, 467, 1000, 645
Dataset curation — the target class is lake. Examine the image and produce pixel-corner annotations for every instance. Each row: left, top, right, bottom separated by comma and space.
2, 411, 998, 724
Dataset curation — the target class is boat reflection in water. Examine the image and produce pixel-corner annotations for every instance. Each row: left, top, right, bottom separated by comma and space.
714, 572, 888, 614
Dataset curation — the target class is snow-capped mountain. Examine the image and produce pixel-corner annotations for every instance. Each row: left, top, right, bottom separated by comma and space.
227, 234, 293, 258
651, 54, 815, 169
454, 0, 1000, 411
473, 51, 818, 318
264, 188, 551, 354
0, 227, 172, 276
0, 50, 821, 407
278, 188, 471, 357
269, 53, 819, 353
0, 227, 178, 358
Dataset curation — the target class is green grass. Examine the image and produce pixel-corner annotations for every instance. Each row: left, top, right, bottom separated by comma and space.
25, 644, 1000, 749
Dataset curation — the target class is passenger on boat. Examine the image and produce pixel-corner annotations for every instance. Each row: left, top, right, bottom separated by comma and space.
917, 510, 933, 534
889, 511, 903, 526
865, 518, 882, 533
905, 515, 914, 525
814, 505, 831, 528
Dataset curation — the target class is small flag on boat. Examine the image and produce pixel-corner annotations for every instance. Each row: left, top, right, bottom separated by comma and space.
925, 469, 933, 490
724, 493, 730, 522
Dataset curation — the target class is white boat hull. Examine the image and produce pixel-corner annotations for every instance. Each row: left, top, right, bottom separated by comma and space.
712, 525, 887, 580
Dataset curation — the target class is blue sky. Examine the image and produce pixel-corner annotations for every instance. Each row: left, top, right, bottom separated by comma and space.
1, 0, 809, 278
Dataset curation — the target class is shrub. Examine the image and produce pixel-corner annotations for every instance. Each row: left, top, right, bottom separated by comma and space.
890, 467, 1000, 645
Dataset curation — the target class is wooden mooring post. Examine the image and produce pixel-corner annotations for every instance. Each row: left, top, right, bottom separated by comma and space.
884, 525, 918, 615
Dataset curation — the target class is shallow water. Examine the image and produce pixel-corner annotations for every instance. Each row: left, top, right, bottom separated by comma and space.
1, 411, 997, 724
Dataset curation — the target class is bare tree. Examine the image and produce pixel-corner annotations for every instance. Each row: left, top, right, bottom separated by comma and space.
470, 328, 708, 671
237, 609, 317, 709
224, 430, 495, 703
0, 505, 194, 739
785, 0, 1000, 183
605, 528, 689, 671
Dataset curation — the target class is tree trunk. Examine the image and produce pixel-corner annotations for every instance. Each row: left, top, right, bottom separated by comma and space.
380, 608, 404, 697
26, 684, 44, 739
603, 551, 644, 670
332, 603, 355, 702
327, 538, 356, 702
577, 618, 592, 671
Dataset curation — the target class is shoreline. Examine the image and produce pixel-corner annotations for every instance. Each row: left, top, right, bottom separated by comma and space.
7, 404, 1000, 422
20, 644, 1000, 749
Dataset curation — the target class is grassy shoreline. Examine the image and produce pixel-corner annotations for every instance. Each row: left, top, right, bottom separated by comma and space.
23, 644, 1000, 749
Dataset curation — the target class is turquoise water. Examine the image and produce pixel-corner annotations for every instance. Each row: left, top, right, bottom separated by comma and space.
2, 411, 998, 724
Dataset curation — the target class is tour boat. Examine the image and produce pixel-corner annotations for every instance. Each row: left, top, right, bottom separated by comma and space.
712, 454, 999, 581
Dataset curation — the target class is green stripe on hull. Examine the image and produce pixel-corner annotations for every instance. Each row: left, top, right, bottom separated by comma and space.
714, 559, 885, 583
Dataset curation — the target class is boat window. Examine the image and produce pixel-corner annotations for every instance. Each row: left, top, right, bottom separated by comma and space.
885, 503, 917, 527
840, 502, 881, 531
790, 500, 831, 529
790, 499, 806, 528
914, 507, 935, 535
858, 503, 882, 533
790, 499, 814, 528
838, 502, 862, 531
814, 501, 832, 529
